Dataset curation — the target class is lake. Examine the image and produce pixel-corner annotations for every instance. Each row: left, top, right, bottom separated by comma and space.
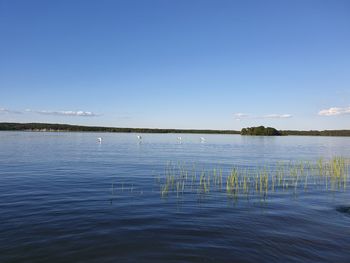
1, 131, 350, 262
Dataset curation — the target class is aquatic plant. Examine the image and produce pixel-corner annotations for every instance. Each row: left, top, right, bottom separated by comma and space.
113, 157, 349, 203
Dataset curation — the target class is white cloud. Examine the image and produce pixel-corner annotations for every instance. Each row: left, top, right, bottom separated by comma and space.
234, 113, 249, 120
234, 112, 292, 120
262, 114, 292, 119
0, 107, 22, 114
26, 109, 100, 117
318, 107, 350, 116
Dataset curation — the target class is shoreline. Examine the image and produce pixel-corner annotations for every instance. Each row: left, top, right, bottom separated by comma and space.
1, 122, 350, 137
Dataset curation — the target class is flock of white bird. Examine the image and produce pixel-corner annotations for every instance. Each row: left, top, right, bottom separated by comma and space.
97, 136, 206, 143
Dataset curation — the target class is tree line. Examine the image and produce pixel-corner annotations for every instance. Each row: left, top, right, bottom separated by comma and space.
0, 122, 240, 134
1, 123, 350, 136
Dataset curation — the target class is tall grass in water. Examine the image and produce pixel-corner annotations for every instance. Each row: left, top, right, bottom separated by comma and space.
113, 157, 349, 203
154, 157, 349, 201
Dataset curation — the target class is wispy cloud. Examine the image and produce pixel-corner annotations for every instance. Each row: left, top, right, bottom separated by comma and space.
26, 109, 100, 117
262, 114, 292, 119
234, 113, 250, 121
0, 107, 22, 114
234, 113, 292, 120
318, 107, 350, 116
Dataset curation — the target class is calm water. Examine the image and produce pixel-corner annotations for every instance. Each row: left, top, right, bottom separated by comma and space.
1, 132, 350, 263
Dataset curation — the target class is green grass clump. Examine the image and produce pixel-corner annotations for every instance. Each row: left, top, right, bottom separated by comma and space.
113, 157, 349, 203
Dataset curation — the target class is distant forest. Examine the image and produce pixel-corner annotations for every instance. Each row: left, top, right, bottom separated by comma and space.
0, 122, 240, 135
0, 122, 350, 137
280, 130, 350, 137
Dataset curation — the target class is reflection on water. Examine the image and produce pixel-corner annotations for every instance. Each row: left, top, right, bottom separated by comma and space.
336, 206, 350, 215
1, 132, 350, 263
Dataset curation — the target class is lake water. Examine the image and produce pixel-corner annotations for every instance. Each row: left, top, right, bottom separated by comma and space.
1, 132, 350, 262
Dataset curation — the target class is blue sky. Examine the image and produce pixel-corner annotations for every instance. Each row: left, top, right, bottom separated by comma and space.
1, 0, 350, 130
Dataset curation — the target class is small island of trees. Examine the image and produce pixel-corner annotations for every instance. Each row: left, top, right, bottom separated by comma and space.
241, 126, 282, 136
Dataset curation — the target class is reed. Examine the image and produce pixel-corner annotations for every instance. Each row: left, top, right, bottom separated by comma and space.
148, 157, 350, 201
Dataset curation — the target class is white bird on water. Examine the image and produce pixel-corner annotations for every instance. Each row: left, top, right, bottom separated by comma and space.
137, 135, 142, 140
97, 137, 102, 143
200, 137, 206, 142
177, 136, 182, 141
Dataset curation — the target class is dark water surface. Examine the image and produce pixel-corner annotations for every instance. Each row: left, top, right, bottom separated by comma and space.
1, 132, 350, 262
